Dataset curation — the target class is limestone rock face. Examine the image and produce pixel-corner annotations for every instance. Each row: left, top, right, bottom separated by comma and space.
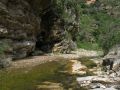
36, 0, 79, 53
0, 0, 40, 60
0, 0, 79, 62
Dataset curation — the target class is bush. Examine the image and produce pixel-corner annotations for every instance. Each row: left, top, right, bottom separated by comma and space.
0, 40, 11, 55
76, 0, 120, 53
79, 58, 97, 69
77, 41, 101, 50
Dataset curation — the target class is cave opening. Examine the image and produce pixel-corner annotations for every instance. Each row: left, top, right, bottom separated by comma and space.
35, 9, 58, 53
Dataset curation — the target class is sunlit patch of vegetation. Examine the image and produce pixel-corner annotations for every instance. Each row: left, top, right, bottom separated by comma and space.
79, 58, 97, 69
0, 40, 10, 55
77, 41, 102, 51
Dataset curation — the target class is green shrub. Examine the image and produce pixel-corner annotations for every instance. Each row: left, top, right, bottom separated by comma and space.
77, 41, 101, 50
0, 40, 10, 55
79, 58, 97, 69
76, 0, 120, 53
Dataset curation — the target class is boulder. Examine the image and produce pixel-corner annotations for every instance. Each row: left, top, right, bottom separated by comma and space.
12, 41, 35, 59
0, 0, 40, 59
0, 55, 12, 68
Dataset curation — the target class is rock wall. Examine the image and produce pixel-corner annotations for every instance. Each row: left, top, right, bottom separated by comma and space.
0, 0, 40, 60
36, 0, 79, 53
0, 0, 79, 63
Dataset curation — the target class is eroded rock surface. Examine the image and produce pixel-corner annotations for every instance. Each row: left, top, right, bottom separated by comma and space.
0, 0, 79, 63
77, 56, 120, 90
104, 45, 120, 75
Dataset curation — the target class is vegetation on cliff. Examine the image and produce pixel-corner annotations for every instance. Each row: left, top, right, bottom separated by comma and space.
76, 0, 120, 54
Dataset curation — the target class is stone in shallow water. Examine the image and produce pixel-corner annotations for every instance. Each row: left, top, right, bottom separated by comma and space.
90, 83, 118, 90
77, 75, 115, 88
90, 83, 106, 89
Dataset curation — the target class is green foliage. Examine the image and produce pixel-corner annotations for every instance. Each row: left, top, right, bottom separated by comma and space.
52, 0, 80, 21
0, 41, 10, 55
92, 0, 120, 53
95, 12, 120, 52
77, 41, 101, 50
80, 58, 97, 69
76, 1, 99, 49
77, 0, 120, 53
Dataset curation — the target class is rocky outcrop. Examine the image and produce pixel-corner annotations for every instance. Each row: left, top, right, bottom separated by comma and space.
36, 0, 79, 53
0, 0, 40, 61
77, 75, 120, 90
77, 56, 120, 90
104, 45, 120, 75
0, 0, 79, 63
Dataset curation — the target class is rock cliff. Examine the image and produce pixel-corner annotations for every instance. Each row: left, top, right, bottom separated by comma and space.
0, 0, 79, 62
